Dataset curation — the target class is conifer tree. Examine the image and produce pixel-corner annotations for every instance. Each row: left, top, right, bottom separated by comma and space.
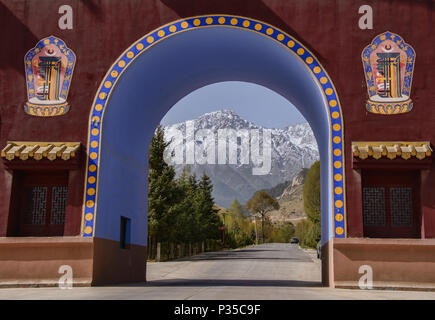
196, 173, 220, 241
174, 165, 199, 243
148, 125, 178, 243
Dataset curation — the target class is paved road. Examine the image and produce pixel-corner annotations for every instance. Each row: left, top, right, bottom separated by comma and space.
1, 243, 435, 299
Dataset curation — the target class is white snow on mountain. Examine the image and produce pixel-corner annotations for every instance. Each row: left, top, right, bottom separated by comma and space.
162, 109, 319, 207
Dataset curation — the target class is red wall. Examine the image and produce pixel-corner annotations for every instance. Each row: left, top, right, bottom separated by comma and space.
1, 0, 435, 237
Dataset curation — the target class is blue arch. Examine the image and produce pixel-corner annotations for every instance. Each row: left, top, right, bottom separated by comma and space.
82, 15, 346, 247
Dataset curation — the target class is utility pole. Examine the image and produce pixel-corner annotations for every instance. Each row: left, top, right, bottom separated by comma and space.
254, 215, 258, 245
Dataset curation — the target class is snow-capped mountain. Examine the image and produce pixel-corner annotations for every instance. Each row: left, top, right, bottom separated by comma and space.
162, 109, 319, 208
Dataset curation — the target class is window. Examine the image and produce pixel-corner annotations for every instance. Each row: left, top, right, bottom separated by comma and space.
11, 171, 68, 236
120, 216, 131, 249
362, 170, 420, 238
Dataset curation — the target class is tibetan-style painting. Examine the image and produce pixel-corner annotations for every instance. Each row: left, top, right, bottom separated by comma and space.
362, 32, 415, 115
24, 36, 76, 117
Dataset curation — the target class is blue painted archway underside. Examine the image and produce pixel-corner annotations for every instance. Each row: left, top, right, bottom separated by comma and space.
96, 27, 333, 246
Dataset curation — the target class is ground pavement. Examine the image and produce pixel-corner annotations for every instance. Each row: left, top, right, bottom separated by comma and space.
1, 243, 435, 300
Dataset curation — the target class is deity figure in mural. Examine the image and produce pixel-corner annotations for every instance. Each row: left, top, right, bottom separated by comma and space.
362, 32, 415, 115
24, 36, 76, 117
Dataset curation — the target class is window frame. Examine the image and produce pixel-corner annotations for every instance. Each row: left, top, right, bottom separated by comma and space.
362, 169, 421, 238
12, 171, 69, 237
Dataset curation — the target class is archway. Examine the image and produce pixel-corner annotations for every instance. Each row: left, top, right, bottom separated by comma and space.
82, 15, 346, 284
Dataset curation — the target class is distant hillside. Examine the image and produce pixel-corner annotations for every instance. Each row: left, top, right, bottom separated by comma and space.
261, 180, 292, 198
267, 168, 308, 224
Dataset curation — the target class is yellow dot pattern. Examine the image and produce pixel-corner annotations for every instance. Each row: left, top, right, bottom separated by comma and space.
86, 15, 345, 238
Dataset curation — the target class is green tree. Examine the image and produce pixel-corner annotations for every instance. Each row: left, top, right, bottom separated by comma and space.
196, 173, 220, 242
225, 199, 255, 248
303, 160, 320, 225
148, 126, 178, 243
174, 165, 199, 243
299, 160, 321, 247
295, 219, 318, 248
246, 191, 279, 244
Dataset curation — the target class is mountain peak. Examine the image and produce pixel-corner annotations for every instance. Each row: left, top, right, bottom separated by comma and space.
199, 109, 240, 119
162, 110, 319, 207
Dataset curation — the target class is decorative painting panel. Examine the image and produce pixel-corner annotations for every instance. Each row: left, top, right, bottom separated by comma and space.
362, 32, 415, 115
24, 36, 76, 117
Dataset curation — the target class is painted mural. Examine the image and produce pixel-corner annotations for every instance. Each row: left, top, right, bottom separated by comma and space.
362, 32, 415, 115
24, 36, 76, 117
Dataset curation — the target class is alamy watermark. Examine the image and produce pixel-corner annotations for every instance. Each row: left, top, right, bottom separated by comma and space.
58, 265, 73, 289
358, 264, 373, 289
164, 120, 272, 175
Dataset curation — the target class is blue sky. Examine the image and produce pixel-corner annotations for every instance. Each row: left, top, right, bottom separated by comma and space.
160, 81, 307, 129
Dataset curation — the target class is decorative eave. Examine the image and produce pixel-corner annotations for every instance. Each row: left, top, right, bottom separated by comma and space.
352, 142, 432, 160
1, 142, 81, 161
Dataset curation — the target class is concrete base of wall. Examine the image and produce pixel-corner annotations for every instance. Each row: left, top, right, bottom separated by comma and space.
321, 239, 334, 287
333, 238, 435, 291
92, 237, 147, 285
0, 236, 146, 287
0, 237, 93, 287
3, 236, 435, 290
